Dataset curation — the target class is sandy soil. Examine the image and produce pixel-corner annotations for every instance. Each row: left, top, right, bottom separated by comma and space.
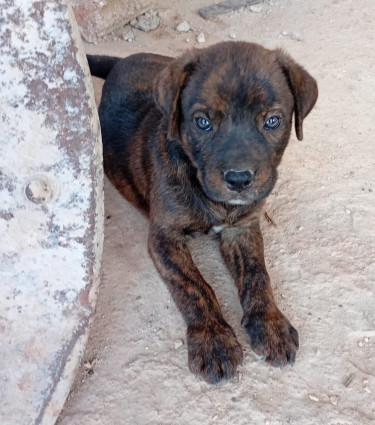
57, 0, 375, 424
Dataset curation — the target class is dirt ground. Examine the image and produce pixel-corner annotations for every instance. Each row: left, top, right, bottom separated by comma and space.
57, 0, 375, 424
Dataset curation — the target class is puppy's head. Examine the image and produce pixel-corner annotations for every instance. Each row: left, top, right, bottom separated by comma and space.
154, 42, 318, 205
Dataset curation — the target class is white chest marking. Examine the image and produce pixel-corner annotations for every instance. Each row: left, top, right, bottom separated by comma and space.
212, 225, 226, 233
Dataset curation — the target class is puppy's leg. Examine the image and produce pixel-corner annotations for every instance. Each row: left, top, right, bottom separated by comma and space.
148, 225, 243, 383
219, 222, 299, 367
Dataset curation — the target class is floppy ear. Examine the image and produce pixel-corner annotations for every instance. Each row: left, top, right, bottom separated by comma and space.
276, 49, 318, 141
154, 50, 199, 140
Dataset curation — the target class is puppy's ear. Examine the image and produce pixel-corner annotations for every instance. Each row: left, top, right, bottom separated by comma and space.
276, 50, 318, 141
154, 50, 199, 140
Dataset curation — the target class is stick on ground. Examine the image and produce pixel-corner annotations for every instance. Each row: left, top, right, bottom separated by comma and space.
199, 0, 262, 19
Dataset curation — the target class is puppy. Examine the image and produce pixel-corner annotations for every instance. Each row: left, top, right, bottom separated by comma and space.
87, 41, 318, 384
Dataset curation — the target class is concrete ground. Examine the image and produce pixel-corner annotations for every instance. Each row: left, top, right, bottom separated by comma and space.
58, 0, 375, 424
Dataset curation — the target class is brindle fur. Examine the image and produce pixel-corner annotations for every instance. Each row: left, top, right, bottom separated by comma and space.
87, 41, 318, 384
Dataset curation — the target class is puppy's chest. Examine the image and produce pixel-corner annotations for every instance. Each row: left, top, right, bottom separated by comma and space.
185, 201, 252, 235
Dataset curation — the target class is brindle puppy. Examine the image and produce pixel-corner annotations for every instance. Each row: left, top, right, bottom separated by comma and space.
87, 41, 318, 384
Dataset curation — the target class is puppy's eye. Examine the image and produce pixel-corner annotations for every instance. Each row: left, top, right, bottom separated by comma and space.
195, 117, 212, 131
264, 116, 281, 130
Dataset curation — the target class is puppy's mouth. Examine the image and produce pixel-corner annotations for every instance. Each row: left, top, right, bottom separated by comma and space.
203, 187, 265, 206
200, 168, 276, 206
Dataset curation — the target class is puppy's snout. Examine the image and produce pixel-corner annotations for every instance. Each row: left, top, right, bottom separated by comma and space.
224, 170, 253, 192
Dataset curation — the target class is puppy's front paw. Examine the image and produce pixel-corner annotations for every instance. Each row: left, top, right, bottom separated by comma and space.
242, 307, 299, 367
187, 322, 243, 384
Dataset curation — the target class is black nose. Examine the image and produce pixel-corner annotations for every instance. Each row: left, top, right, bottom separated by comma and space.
224, 170, 253, 192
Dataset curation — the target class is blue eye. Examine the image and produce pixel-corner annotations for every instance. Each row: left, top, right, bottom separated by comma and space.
264, 116, 281, 130
195, 116, 212, 131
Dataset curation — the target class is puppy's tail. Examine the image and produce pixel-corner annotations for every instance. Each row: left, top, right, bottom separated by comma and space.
86, 54, 120, 79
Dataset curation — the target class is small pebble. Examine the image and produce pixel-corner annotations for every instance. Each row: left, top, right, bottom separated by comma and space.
123, 29, 135, 43
281, 30, 288, 36
329, 395, 339, 405
346, 209, 351, 215
176, 21, 190, 32
249, 4, 262, 13
358, 340, 364, 347
308, 394, 319, 402
130, 10, 160, 32
230, 33, 237, 39
174, 339, 183, 349
197, 32, 205, 43
291, 31, 303, 41
84, 361, 93, 370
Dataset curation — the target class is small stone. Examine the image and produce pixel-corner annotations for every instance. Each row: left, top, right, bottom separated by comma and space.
230, 33, 237, 39
308, 394, 319, 402
84, 361, 93, 371
364, 337, 370, 343
346, 209, 351, 215
291, 31, 303, 41
329, 395, 339, 405
174, 339, 183, 349
281, 30, 288, 36
176, 21, 190, 32
197, 32, 205, 43
130, 10, 160, 32
315, 348, 321, 355
358, 340, 364, 347
249, 4, 262, 13
123, 29, 135, 43
364, 387, 372, 394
